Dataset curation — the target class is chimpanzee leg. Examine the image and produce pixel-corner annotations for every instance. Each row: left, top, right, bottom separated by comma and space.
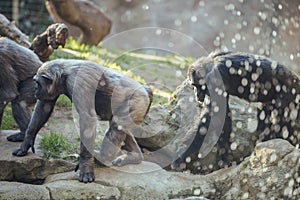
100, 121, 143, 166
0, 102, 8, 130
7, 79, 36, 142
112, 132, 143, 166
6, 100, 31, 142
77, 141, 95, 183
99, 122, 127, 165
218, 101, 233, 167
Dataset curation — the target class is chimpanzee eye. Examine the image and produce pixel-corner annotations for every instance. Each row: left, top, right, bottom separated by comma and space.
41, 74, 53, 84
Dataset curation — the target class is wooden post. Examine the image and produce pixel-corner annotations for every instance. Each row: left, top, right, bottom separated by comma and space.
12, 0, 19, 26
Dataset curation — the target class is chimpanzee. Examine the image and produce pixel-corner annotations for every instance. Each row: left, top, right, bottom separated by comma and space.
13, 59, 152, 183
0, 37, 43, 142
172, 51, 300, 172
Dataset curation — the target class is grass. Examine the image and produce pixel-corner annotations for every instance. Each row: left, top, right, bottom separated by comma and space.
0, 95, 71, 131
56, 95, 72, 108
0, 104, 18, 130
40, 130, 78, 160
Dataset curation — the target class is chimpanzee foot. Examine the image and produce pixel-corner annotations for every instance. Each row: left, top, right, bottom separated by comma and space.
75, 158, 95, 183
12, 148, 28, 156
78, 171, 95, 183
171, 156, 184, 171
112, 152, 142, 167
7, 132, 25, 142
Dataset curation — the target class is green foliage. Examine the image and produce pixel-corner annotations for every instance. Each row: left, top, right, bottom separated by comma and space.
40, 131, 78, 159
56, 95, 72, 108
0, 104, 18, 130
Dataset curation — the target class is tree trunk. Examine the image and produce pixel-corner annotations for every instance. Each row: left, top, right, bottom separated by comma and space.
0, 14, 31, 47
45, 0, 112, 45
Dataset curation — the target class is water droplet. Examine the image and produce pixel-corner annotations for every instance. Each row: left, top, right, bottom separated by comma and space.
241, 78, 248, 86
236, 121, 243, 129
230, 142, 237, 151
282, 126, 289, 139
176, 70, 182, 77
238, 86, 244, 93
226, 60, 232, 67
254, 27, 261, 35
142, 4, 149, 10
174, 19, 182, 26
191, 16, 197, 22
155, 29, 162, 35
193, 188, 201, 196
235, 33, 241, 40
185, 156, 191, 163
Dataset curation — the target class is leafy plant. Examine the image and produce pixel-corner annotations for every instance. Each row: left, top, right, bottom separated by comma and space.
40, 131, 78, 159
56, 94, 72, 108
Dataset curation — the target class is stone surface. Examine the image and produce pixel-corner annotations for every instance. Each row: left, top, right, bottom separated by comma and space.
0, 138, 299, 199
0, 131, 75, 184
139, 79, 267, 172
0, 181, 50, 200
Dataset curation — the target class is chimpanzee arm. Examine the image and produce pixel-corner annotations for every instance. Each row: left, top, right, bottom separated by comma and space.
12, 99, 57, 156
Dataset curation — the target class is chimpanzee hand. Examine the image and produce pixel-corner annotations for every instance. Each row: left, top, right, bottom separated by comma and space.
12, 136, 35, 156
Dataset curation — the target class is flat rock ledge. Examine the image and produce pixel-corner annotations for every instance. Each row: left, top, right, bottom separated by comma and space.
0, 131, 300, 199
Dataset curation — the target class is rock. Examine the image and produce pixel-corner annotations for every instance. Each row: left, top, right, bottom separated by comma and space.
44, 161, 213, 200
0, 138, 299, 199
0, 181, 50, 200
0, 131, 75, 184
45, 180, 121, 200
138, 79, 261, 172
220, 139, 300, 199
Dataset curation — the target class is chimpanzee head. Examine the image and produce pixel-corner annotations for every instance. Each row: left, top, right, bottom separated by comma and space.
33, 63, 65, 101
188, 57, 213, 102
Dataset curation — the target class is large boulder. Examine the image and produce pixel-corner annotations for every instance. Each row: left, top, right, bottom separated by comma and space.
139, 79, 274, 173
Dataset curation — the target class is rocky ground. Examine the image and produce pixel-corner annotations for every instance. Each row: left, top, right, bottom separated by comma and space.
1, 130, 299, 199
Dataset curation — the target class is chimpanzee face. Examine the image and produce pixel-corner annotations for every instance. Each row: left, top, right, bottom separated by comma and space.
191, 81, 207, 102
190, 70, 208, 102
33, 63, 65, 101
33, 74, 55, 100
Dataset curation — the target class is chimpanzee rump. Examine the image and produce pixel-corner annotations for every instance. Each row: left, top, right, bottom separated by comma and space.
13, 59, 152, 183
172, 51, 300, 172
0, 37, 43, 142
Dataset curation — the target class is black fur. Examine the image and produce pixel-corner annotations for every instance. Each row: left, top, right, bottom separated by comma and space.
0, 37, 42, 141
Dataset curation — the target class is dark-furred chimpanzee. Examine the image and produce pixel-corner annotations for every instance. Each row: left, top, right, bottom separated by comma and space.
13, 59, 152, 183
0, 37, 43, 142
172, 51, 300, 172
